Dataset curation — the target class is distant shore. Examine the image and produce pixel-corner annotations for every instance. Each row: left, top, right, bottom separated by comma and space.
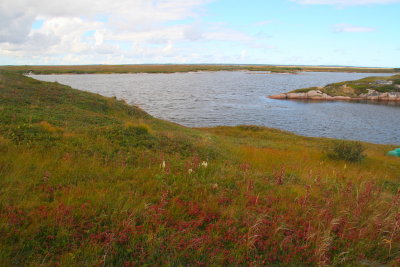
1, 64, 398, 75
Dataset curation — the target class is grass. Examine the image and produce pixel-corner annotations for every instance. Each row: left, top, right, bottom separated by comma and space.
0, 70, 400, 266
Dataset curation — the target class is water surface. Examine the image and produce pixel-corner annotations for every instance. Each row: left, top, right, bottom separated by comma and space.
31, 71, 399, 145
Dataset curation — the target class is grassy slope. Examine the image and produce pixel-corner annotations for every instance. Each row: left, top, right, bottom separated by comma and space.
0, 71, 400, 266
291, 74, 400, 96
0, 65, 397, 75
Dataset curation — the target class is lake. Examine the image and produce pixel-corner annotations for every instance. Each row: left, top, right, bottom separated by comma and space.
31, 71, 399, 145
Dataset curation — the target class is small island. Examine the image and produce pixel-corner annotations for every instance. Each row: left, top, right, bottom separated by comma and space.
269, 74, 400, 101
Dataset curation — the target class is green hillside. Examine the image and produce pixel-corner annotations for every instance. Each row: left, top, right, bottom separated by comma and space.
0, 71, 399, 266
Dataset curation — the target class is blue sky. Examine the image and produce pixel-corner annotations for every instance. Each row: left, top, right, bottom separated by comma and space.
0, 0, 399, 67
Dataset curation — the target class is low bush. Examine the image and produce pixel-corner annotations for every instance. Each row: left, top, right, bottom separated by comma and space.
375, 84, 398, 93
101, 124, 157, 149
5, 123, 61, 146
328, 140, 365, 162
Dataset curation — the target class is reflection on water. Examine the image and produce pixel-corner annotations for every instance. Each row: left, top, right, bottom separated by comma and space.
31, 71, 399, 145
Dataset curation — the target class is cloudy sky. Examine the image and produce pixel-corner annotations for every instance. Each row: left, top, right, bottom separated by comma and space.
0, 0, 399, 67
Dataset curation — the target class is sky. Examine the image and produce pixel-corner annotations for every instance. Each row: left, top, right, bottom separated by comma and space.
0, 0, 399, 67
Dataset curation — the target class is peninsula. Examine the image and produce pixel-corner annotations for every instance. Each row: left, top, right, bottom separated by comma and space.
269, 74, 400, 101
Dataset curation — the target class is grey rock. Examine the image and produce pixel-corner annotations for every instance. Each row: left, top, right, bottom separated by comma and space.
375, 80, 393, 85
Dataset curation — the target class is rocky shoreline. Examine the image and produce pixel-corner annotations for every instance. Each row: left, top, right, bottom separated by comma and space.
269, 89, 400, 101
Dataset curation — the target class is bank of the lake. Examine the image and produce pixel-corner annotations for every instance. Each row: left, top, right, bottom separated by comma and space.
31, 71, 400, 145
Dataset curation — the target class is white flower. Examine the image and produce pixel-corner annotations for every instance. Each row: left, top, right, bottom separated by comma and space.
201, 161, 208, 168
161, 161, 166, 169
188, 168, 193, 174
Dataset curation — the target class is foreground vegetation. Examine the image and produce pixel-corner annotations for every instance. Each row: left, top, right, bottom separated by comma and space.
0, 64, 397, 75
0, 70, 400, 266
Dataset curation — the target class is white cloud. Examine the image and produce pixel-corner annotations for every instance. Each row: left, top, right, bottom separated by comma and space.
333, 24, 375, 33
291, 0, 400, 6
2, 0, 260, 64
204, 29, 254, 42
252, 20, 273, 26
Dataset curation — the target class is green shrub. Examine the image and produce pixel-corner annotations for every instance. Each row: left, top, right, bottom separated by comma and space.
5, 124, 60, 146
328, 141, 365, 162
375, 84, 397, 93
393, 79, 400, 85
100, 125, 157, 149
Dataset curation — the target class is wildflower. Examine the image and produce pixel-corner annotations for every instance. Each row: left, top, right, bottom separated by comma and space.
43, 171, 50, 182
201, 161, 208, 168
161, 161, 166, 169
188, 168, 193, 174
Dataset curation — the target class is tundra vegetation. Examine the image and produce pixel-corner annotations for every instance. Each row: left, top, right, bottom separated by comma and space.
0, 64, 397, 75
0, 70, 399, 266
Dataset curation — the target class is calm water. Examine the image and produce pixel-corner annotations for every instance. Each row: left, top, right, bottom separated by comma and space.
31, 71, 400, 145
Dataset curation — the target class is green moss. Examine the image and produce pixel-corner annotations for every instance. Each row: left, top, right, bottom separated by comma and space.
290, 87, 318, 93
375, 84, 399, 92
347, 84, 370, 94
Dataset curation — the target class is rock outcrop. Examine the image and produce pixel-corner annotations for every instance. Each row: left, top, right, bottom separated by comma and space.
269, 89, 400, 101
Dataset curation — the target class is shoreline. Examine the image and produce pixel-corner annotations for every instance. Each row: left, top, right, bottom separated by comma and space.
1, 64, 398, 75
269, 74, 400, 102
269, 92, 400, 101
